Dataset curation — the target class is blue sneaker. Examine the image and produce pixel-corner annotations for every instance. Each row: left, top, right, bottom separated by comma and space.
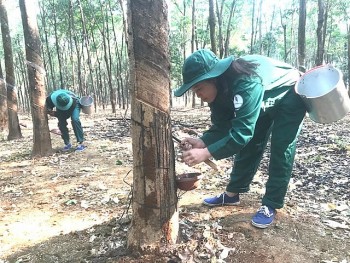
63, 143, 72, 151
203, 193, 240, 206
75, 144, 86, 152
251, 205, 276, 228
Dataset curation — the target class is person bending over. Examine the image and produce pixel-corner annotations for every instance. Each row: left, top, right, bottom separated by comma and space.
174, 49, 306, 228
46, 89, 86, 152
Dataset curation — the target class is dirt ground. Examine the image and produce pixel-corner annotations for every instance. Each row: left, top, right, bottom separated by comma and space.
0, 108, 349, 263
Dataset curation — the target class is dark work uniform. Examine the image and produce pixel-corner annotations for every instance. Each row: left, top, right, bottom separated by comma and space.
201, 55, 306, 209
46, 90, 84, 145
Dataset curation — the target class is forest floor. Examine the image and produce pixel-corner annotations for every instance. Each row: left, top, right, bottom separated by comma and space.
0, 107, 350, 263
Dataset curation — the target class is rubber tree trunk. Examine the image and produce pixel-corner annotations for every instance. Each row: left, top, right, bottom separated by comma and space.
348, 24, 350, 96
209, 0, 216, 54
315, 0, 325, 66
0, 0, 22, 140
0, 61, 7, 131
19, 0, 53, 157
298, 0, 307, 72
127, 0, 179, 253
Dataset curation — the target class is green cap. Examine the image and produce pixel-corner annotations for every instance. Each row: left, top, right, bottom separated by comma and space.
51, 89, 73, 110
174, 49, 234, 97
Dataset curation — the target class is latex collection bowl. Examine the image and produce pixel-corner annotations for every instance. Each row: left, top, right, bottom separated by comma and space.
176, 172, 202, 191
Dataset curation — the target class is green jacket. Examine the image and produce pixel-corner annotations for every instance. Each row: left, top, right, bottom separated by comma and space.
201, 55, 300, 160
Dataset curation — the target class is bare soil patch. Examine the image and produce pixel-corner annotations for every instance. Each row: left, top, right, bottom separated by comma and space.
1, 108, 349, 263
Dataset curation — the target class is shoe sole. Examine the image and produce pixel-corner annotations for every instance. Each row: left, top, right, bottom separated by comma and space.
251, 220, 272, 229
203, 201, 240, 207
75, 148, 86, 152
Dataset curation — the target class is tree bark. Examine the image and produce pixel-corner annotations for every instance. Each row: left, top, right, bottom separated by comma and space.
39, 5, 56, 90
0, 61, 7, 131
77, 0, 95, 95
224, 0, 237, 57
49, 0, 64, 87
127, 0, 178, 252
0, 0, 22, 140
315, 0, 325, 66
216, 0, 225, 57
99, 0, 116, 113
348, 23, 350, 96
191, 0, 196, 108
280, 8, 288, 61
209, 0, 216, 54
250, 0, 256, 54
19, 0, 53, 157
69, 0, 84, 96
298, 0, 307, 72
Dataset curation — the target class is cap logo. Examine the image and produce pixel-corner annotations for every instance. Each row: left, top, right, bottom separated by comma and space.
233, 94, 243, 110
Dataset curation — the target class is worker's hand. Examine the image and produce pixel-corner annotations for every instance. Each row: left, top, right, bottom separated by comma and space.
47, 110, 56, 117
182, 148, 212, 166
180, 137, 206, 150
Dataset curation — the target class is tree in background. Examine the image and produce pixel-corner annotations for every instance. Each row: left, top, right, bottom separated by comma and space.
348, 23, 350, 94
1, 0, 349, 112
0, 0, 22, 140
298, 0, 307, 72
0, 61, 7, 131
19, 0, 52, 157
127, 0, 178, 252
315, 0, 327, 66
209, 0, 216, 54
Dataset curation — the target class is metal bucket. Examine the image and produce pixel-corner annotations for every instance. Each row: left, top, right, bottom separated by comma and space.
79, 96, 94, 115
295, 65, 350, 123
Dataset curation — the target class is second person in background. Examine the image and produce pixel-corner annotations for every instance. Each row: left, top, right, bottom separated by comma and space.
46, 89, 86, 152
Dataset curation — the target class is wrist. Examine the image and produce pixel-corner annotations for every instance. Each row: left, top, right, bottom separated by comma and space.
198, 139, 206, 148
203, 148, 212, 159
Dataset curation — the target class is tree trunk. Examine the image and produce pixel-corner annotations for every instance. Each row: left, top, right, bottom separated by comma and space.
14, 48, 30, 112
250, 0, 256, 54
39, 5, 56, 90
322, 0, 330, 63
77, 0, 95, 95
99, 0, 116, 113
224, 0, 237, 57
69, 0, 84, 96
257, 0, 263, 54
280, 8, 288, 61
209, 0, 216, 54
267, 5, 276, 57
127, 0, 178, 252
107, 0, 122, 109
116, 0, 129, 109
19, 0, 53, 157
90, 24, 102, 113
298, 0, 307, 72
315, 0, 325, 66
348, 23, 350, 96
216, 0, 225, 57
0, 61, 7, 131
66, 1, 76, 91
49, 0, 64, 87
191, 0, 196, 53
0, 0, 22, 140
191, 0, 196, 108
182, 2, 187, 62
